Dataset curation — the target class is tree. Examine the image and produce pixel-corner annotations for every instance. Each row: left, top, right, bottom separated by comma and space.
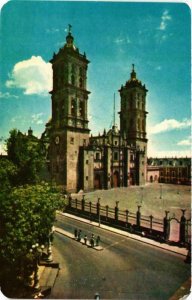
0, 157, 18, 190
0, 182, 64, 296
6, 129, 46, 185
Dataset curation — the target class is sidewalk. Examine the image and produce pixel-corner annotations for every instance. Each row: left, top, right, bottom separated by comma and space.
56, 211, 188, 257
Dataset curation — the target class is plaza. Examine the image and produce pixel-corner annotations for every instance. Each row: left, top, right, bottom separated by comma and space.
72, 183, 191, 221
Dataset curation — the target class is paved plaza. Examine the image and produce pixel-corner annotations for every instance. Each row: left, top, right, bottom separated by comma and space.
72, 183, 191, 221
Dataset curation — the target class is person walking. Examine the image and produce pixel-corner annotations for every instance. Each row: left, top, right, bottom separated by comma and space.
96, 235, 100, 246
77, 229, 82, 242
90, 234, 95, 247
84, 234, 87, 245
74, 228, 78, 239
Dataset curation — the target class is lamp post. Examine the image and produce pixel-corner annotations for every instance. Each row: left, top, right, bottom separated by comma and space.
97, 197, 101, 227
30, 243, 44, 291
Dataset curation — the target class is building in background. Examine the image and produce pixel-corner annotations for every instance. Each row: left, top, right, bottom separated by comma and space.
147, 158, 191, 185
43, 26, 148, 192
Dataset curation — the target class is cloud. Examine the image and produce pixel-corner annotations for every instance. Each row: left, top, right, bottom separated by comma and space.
46, 28, 59, 34
0, 143, 7, 155
155, 66, 162, 71
158, 10, 172, 31
177, 136, 191, 146
32, 113, 44, 125
148, 149, 191, 158
148, 119, 191, 135
114, 36, 131, 45
0, 91, 19, 99
6, 56, 52, 95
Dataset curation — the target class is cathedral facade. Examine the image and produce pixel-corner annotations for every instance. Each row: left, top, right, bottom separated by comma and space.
44, 28, 148, 192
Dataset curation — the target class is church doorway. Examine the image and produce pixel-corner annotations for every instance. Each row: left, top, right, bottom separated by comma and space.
113, 171, 120, 188
94, 174, 102, 189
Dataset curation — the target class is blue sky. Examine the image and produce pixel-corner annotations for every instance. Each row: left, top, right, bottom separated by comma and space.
0, 0, 191, 157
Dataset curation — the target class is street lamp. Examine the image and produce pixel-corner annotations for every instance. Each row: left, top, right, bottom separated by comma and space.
97, 197, 101, 227
30, 243, 44, 291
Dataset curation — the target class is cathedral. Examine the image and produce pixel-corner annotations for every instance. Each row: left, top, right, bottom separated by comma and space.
42, 26, 148, 192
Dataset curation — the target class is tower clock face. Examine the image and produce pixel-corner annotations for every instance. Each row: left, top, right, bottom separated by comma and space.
55, 136, 60, 144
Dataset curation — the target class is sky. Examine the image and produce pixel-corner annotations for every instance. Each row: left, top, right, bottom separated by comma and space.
0, 0, 191, 158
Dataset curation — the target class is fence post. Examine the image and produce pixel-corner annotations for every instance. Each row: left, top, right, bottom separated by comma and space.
81, 195, 85, 211
163, 210, 170, 241
68, 194, 72, 208
89, 201, 92, 217
136, 206, 141, 228
115, 201, 119, 222
106, 205, 109, 220
179, 209, 186, 245
97, 198, 100, 216
149, 215, 153, 232
125, 209, 129, 226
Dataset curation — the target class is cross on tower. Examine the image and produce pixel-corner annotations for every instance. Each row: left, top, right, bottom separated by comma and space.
68, 24, 72, 34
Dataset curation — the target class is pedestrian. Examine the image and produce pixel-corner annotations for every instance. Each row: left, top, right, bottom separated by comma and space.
96, 235, 100, 246
77, 229, 82, 242
84, 234, 87, 245
74, 228, 78, 239
90, 234, 95, 247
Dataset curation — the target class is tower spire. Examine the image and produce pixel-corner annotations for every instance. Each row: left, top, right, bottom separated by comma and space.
65, 24, 75, 49
131, 63, 136, 80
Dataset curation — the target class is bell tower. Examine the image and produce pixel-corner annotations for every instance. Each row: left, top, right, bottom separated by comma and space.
119, 65, 148, 184
49, 25, 90, 191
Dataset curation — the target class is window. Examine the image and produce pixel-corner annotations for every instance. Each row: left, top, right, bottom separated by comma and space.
71, 74, 75, 85
79, 67, 83, 76
114, 141, 118, 146
96, 152, 100, 160
79, 101, 84, 117
70, 137, 74, 144
114, 152, 119, 161
137, 118, 140, 131
142, 120, 145, 131
86, 176, 88, 181
79, 77, 83, 88
86, 160, 89, 164
83, 139, 86, 146
71, 99, 76, 115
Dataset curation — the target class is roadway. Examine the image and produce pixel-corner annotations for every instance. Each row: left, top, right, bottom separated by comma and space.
49, 213, 191, 299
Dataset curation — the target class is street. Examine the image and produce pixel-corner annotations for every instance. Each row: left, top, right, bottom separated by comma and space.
49, 213, 191, 299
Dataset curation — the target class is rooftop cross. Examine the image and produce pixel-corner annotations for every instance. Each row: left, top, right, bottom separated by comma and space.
68, 24, 72, 34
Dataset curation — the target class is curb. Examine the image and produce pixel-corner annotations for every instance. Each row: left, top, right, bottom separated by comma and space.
56, 211, 188, 257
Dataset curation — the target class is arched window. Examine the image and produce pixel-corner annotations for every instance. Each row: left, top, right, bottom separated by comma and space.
137, 118, 140, 131
79, 101, 84, 117
79, 77, 83, 88
71, 74, 75, 85
142, 119, 145, 131
71, 99, 76, 115
79, 67, 83, 76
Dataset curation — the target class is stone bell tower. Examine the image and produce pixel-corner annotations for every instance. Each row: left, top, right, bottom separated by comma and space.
119, 64, 148, 184
49, 25, 90, 191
